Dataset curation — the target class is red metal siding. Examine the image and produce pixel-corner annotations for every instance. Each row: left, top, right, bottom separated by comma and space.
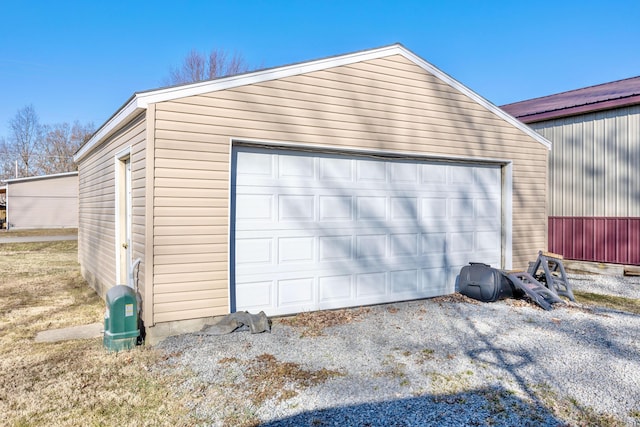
549, 217, 640, 265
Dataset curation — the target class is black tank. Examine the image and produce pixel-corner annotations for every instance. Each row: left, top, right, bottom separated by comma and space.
457, 262, 515, 302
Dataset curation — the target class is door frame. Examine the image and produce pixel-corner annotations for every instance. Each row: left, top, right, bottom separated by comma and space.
115, 147, 132, 286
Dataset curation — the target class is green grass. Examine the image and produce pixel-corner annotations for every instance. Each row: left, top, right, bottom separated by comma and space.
574, 290, 640, 315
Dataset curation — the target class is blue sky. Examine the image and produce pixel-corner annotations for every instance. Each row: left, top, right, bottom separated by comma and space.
1, 1, 639, 139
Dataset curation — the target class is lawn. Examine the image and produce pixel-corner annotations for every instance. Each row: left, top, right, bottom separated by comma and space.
1, 239, 638, 426
0, 228, 79, 237
0, 240, 193, 426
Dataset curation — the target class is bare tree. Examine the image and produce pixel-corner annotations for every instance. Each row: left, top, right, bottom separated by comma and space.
4, 105, 43, 178
0, 105, 95, 180
37, 121, 94, 174
165, 48, 252, 85
0, 137, 12, 180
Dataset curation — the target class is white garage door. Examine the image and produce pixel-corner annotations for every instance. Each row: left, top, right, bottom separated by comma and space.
232, 146, 502, 316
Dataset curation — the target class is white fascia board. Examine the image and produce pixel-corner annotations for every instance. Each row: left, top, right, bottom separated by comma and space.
74, 99, 144, 162
5, 171, 78, 184
135, 44, 406, 106
396, 49, 552, 150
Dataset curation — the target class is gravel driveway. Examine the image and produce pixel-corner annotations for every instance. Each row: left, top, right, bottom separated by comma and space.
157, 274, 640, 426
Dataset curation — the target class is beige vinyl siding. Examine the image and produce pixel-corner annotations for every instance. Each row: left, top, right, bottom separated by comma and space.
78, 114, 147, 318
152, 54, 548, 322
531, 105, 640, 217
7, 174, 78, 229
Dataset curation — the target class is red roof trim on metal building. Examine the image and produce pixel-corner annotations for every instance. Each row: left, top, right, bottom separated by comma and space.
501, 76, 640, 123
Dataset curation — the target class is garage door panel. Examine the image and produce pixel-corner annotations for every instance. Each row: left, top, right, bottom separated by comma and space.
475, 166, 502, 188
235, 238, 273, 265
319, 236, 353, 261
421, 197, 447, 218
448, 166, 475, 185
236, 151, 274, 177
278, 195, 314, 221
278, 237, 314, 263
235, 280, 274, 311
421, 233, 447, 254
390, 197, 418, 220
357, 160, 387, 182
390, 233, 419, 257
278, 153, 315, 179
319, 275, 353, 303
356, 196, 386, 220
390, 269, 419, 294
476, 231, 501, 251
319, 196, 353, 221
421, 267, 452, 295
356, 272, 387, 298
421, 163, 447, 184
233, 146, 502, 316
390, 162, 418, 183
449, 232, 474, 252
356, 234, 387, 259
236, 194, 274, 220
278, 278, 314, 306
476, 197, 501, 218
319, 156, 353, 181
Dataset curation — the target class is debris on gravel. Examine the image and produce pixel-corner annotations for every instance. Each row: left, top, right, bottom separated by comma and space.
156, 273, 640, 426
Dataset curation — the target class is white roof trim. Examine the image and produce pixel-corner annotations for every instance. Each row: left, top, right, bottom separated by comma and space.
397, 48, 551, 150
75, 44, 550, 162
5, 171, 78, 184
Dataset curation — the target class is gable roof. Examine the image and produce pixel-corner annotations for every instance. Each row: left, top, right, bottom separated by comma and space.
501, 75, 640, 124
75, 44, 550, 161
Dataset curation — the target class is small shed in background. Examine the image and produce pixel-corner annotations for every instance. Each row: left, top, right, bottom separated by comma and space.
4, 171, 79, 230
502, 76, 640, 265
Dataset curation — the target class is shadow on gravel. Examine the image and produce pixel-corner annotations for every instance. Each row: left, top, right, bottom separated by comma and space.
259, 385, 562, 426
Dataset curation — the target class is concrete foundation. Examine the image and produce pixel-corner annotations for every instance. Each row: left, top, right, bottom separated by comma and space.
563, 259, 640, 276
144, 316, 224, 346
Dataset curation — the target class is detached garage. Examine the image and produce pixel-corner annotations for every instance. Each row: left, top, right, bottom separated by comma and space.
74, 44, 551, 342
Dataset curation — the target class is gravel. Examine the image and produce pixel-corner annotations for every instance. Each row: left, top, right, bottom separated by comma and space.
156, 273, 640, 426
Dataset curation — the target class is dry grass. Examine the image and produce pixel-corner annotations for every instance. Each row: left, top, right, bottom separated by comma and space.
0, 228, 78, 237
533, 382, 627, 427
168, 352, 344, 427
0, 241, 193, 426
574, 290, 640, 315
221, 353, 343, 406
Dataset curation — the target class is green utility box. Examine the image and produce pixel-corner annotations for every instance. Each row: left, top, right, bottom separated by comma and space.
104, 285, 140, 352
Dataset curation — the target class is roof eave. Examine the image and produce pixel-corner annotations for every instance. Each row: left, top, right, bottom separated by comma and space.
512, 94, 640, 124
74, 43, 552, 161
74, 96, 146, 162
